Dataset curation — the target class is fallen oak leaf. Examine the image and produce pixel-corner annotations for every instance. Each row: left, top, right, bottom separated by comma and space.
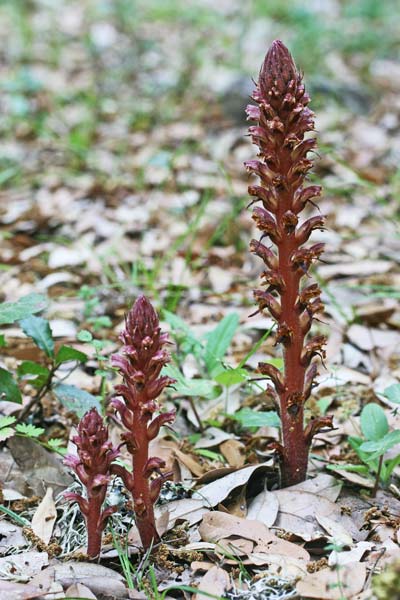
31, 487, 57, 545
296, 561, 367, 599
199, 511, 309, 562
194, 566, 230, 600
247, 489, 279, 527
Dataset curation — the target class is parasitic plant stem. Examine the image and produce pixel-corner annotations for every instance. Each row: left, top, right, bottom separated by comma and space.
245, 40, 333, 487
64, 408, 119, 558
111, 296, 175, 550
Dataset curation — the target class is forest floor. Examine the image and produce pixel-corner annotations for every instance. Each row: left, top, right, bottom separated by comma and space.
0, 1, 399, 599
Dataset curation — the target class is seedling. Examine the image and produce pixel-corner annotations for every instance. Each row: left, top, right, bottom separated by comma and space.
329, 401, 400, 496
0, 300, 90, 421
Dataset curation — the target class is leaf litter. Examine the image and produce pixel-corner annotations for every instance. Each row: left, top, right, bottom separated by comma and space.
0, 0, 399, 598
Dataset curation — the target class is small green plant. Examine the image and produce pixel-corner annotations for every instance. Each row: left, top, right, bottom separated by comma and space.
328, 398, 400, 496
163, 310, 241, 399
0, 415, 66, 454
0, 296, 98, 424
78, 285, 112, 331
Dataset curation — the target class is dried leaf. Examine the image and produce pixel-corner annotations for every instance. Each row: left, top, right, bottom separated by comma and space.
174, 448, 205, 477
192, 462, 272, 507
247, 490, 279, 527
194, 566, 230, 600
65, 582, 97, 599
219, 439, 245, 468
296, 562, 367, 599
199, 511, 309, 562
315, 513, 353, 547
31, 487, 57, 544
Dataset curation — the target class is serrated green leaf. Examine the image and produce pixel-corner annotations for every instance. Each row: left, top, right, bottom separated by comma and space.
163, 364, 220, 399
0, 427, 15, 442
46, 438, 67, 455
204, 313, 239, 376
47, 437, 64, 448
15, 423, 45, 437
360, 430, 400, 458
360, 403, 388, 441
0, 293, 47, 325
0, 415, 16, 429
20, 316, 54, 357
55, 345, 87, 365
77, 329, 93, 342
54, 383, 101, 417
383, 383, 400, 404
0, 368, 22, 404
231, 408, 281, 429
214, 368, 248, 386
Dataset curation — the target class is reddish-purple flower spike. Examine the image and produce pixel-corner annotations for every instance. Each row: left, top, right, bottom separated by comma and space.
245, 40, 333, 487
111, 296, 175, 551
63, 408, 119, 558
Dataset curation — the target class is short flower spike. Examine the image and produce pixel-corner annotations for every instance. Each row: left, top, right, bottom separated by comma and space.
111, 296, 175, 550
64, 408, 119, 557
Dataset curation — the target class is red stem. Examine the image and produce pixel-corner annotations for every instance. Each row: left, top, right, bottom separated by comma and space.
85, 494, 103, 558
132, 403, 160, 549
276, 152, 308, 486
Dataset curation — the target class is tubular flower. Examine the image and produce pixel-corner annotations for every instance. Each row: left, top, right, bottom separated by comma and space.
245, 40, 333, 487
63, 408, 119, 558
111, 296, 175, 550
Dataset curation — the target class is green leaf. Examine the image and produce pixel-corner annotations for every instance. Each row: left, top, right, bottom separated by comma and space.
15, 423, 45, 438
214, 368, 249, 387
0, 335, 6, 347
20, 316, 54, 357
360, 430, 400, 458
46, 438, 67, 455
360, 403, 388, 441
383, 383, 400, 404
0, 368, 22, 404
163, 310, 202, 352
77, 329, 93, 342
327, 463, 370, 475
46, 437, 64, 448
0, 415, 16, 429
88, 316, 112, 331
231, 408, 281, 429
54, 383, 101, 417
194, 449, 225, 462
0, 427, 15, 441
163, 364, 220, 399
17, 361, 49, 378
0, 293, 47, 325
204, 313, 239, 376
17, 362, 50, 387
55, 345, 88, 365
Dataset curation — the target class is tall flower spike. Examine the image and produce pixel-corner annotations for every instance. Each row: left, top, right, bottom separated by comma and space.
246, 40, 333, 487
63, 408, 119, 558
111, 296, 175, 550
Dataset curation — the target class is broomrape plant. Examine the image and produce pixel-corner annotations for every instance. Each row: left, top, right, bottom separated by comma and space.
245, 40, 333, 486
64, 297, 176, 554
